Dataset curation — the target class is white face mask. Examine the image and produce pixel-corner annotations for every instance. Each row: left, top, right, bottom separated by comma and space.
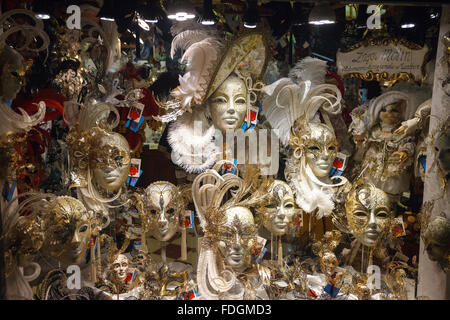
304, 123, 338, 178
218, 207, 256, 272
262, 180, 296, 236
207, 75, 248, 132
112, 254, 129, 281
92, 133, 131, 191
144, 182, 180, 242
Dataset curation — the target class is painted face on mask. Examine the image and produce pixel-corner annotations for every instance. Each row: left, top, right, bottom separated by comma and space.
41, 197, 93, 265
218, 207, 256, 272
435, 127, 450, 176
91, 131, 131, 191
423, 216, 450, 263
378, 101, 405, 126
207, 75, 248, 132
112, 254, 129, 282
260, 180, 296, 236
346, 182, 392, 247
304, 123, 338, 178
144, 182, 180, 242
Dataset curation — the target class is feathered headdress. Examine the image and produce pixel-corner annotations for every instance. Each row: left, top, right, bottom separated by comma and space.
155, 27, 271, 123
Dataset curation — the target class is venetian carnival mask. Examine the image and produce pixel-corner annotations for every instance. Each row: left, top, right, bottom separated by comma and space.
304, 123, 338, 178
91, 130, 131, 191
435, 127, 450, 177
144, 182, 180, 242
260, 180, 296, 236
40, 197, 94, 265
0, 46, 26, 101
345, 182, 393, 247
112, 254, 129, 282
423, 216, 450, 264
207, 75, 248, 132
218, 206, 256, 272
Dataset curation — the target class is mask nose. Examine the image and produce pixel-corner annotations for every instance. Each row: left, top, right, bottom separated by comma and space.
158, 212, 168, 227
367, 211, 377, 230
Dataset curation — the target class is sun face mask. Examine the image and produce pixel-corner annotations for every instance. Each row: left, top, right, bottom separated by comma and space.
143, 182, 181, 242
345, 182, 393, 247
218, 206, 256, 272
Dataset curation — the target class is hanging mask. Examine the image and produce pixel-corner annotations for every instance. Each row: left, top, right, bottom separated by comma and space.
143, 181, 181, 242
90, 129, 131, 192
0, 46, 27, 101
345, 181, 393, 247
258, 180, 296, 236
207, 75, 249, 132
40, 196, 95, 265
218, 206, 257, 272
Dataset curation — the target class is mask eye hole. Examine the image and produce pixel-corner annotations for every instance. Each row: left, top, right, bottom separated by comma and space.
166, 208, 175, 215
78, 224, 88, 233
435, 147, 439, 152
265, 204, 276, 209
354, 211, 367, 218
284, 203, 294, 209
308, 146, 320, 151
10, 71, 19, 77
150, 209, 157, 215
328, 146, 336, 151
377, 211, 388, 218
213, 96, 227, 104
235, 97, 246, 104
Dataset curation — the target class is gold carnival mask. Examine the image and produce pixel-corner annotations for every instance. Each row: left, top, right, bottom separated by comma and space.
207, 74, 249, 132
345, 182, 393, 247
143, 182, 181, 242
40, 196, 95, 265
90, 129, 131, 191
259, 180, 296, 236
218, 206, 257, 272
291, 122, 338, 178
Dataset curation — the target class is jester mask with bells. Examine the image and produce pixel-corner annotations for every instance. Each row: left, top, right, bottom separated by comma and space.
142, 181, 186, 242
40, 196, 99, 265
254, 179, 297, 236
345, 181, 393, 247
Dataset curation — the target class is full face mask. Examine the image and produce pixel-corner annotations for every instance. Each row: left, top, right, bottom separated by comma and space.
41, 196, 93, 265
218, 206, 256, 272
259, 180, 296, 236
144, 182, 180, 242
91, 130, 131, 192
303, 122, 338, 178
112, 254, 129, 282
207, 75, 248, 132
345, 182, 393, 247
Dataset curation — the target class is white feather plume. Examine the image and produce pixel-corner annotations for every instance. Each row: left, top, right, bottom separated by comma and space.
288, 56, 328, 87
170, 31, 223, 111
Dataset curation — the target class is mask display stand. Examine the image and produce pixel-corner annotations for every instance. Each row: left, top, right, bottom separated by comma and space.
161, 241, 167, 263
180, 225, 187, 261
